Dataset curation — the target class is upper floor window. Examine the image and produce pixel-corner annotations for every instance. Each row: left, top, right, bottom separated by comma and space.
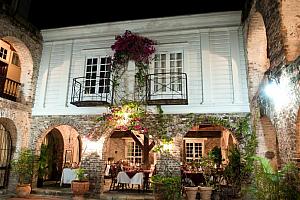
0, 47, 8, 61
152, 52, 183, 92
11, 52, 20, 67
84, 56, 111, 94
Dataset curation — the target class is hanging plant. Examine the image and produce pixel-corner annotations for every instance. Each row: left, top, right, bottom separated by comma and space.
111, 30, 157, 89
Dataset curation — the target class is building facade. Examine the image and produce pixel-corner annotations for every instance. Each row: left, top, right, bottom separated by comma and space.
1, 0, 298, 194
31, 11, 249, 192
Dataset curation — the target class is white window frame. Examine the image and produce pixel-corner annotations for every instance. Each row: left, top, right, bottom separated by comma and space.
124, 139, 142, 165
0, 47, 8, 62
84, 56, 111, 95
184, 138, 206, 163
150, 51, 184, 94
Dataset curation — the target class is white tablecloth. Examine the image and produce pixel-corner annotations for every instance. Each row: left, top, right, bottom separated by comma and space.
104, 165, 110, 176
60, 168, 77, 186
117, 171, 144, 186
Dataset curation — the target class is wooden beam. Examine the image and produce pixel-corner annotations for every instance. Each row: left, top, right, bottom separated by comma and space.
128, 130, 144, 149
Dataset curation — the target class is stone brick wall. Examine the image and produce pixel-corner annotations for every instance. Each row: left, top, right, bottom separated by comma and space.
30, 115, 98, 150
281, 0, 300, 62
243, 0, 300, 167
106, 138, 126, 162
0, 11, 42, 192
80, 152, 104, 195
244, 0, 300, 68
204, 138, 220, 156
31, 113, 247, 192
0, 12, 42, 106
156, 154, 181, 177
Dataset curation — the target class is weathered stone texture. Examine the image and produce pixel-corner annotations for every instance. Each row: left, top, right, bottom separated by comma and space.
0, 12, 42, 106
81, 153, 103, 194
244, 0, 300, 167
281, 0, 300, 62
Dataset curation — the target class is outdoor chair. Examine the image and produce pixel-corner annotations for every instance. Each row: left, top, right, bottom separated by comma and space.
109, 166, 119, 191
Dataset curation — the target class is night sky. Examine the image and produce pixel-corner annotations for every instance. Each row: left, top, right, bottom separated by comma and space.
28, 0, 245, 30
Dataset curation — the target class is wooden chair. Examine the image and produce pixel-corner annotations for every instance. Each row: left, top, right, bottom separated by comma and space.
109, 166, 119, 191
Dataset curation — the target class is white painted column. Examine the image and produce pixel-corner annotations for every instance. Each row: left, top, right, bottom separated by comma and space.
61, 40, 73, 107
200, 32, 212, 104
229, 29, 242, 104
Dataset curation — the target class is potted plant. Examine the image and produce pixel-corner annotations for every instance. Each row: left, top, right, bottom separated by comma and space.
71, 167, 90, 198
11, 148, 35, 198
198, 155, 216, 200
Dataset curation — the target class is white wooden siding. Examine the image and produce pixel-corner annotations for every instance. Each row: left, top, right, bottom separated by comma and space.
32, 12, 249, 116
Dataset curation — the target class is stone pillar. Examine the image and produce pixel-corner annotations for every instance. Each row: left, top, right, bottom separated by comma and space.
156, 153, 181, 177
80, 153, 103, 194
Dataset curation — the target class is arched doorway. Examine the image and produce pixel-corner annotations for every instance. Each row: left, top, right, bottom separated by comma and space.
183, 125, 237, 165
0, 124, 12, 188
42, 128, 64, 182
37, 125, 82, 187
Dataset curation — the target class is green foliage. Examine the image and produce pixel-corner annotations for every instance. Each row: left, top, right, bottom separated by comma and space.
38, 144, 48, 178
250, 157, 300, 200
11, 148, 35, 185
75, 167, 86, 181
210, 146, 222, 166
200, 155, 217, 187
151, 175, 181, 200
223, 146, 242, 190
280, 162, 300, 200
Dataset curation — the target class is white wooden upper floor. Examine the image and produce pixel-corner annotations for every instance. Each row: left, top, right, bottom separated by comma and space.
32, 11, 250, 116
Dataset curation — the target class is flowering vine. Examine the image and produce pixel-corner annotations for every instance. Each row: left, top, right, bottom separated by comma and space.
111, 30, 157, 94
97, 101, 148, 133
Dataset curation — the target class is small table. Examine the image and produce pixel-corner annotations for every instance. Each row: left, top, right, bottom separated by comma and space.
60, 168, 77, 186
117, 171, 145, 190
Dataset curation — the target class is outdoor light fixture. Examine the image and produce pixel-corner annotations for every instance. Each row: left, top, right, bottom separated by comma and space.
264, 77, 291, 109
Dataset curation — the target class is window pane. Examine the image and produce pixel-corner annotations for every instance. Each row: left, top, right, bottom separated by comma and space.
87, 59, 92, 65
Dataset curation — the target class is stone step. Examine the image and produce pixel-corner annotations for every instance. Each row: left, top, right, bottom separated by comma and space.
32, 188, 155, 200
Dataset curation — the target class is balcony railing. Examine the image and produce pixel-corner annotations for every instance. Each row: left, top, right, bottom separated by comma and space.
70, 76, 113, 107
0, 76, 20, 102
146, 72, 188, 105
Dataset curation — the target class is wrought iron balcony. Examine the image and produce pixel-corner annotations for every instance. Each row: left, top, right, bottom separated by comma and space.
146, 72, 188, 105
0, 76, 20, 102
70, 76, 113, 107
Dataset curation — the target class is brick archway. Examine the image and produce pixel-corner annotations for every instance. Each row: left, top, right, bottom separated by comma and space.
294, 108, 300, 167
281, 0, 300, 62
257, 116, 280, 169
1, 36, 34, 104
246, 11, 270, 100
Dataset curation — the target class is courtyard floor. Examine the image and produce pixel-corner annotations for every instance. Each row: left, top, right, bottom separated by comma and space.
0, 179, 156, 200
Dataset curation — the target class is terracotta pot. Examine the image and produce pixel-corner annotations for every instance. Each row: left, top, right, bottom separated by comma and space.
184, 186, 198, 200
71, 180, 89, 198
199, 186, 213, 200
16, 184, 31, 198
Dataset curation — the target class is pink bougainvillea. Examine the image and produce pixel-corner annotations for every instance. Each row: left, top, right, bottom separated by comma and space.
111, 30, 156, 70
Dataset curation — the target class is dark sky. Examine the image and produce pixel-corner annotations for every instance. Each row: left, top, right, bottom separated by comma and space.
29, 0, 245, 30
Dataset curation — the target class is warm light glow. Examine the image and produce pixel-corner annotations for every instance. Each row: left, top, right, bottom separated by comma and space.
163, 143, 173, 151
264, 79, 291, 109
82, 136, 104, 156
